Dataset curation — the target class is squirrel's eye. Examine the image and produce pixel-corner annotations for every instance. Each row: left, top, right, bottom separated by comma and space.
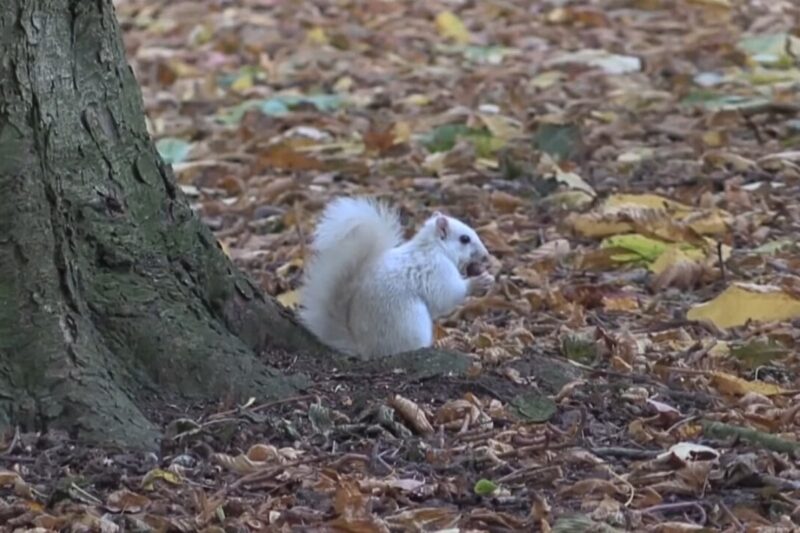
459, 235, 471, 244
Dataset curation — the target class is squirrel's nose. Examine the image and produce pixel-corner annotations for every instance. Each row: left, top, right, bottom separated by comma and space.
473, 250, 490, 263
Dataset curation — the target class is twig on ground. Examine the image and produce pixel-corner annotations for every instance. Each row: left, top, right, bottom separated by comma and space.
717, 241, 727, 283
641, 501, 707, 525
589, 446, 661, 460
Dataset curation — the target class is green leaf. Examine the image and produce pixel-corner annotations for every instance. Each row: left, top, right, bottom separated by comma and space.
547, 49, 641, 75
533, 123, 582, 161
218, 93, 346, 125
419, 124, 504, 156
680, 91, 771, 112
259, 99, 291, 116
156, 138, 193, 165
730, 339, 789, 369
753, 239, 794, 254
302, 94, 345, 112
510, 393, 557, 422
219, 100, 262, 125
560, 334, 597, 365
737, 33, 800, 68
601, 234, 669, 264
462, 45, 515, 65
420, 124, 471, 152
468, 130, 506, 157
473, 479, 497, 496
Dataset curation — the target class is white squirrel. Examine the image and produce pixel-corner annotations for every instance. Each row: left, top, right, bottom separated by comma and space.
298, 197, 494, 358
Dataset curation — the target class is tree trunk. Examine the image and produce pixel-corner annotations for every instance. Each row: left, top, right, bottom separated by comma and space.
0, 0, 323, 450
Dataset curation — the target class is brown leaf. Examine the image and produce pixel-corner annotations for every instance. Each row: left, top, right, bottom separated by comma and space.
106, 489, 151, 513
490, 190, 526, 214
557, 478, 624, 498
389, 395, 435, 435
386, 507, 460, 530
363, 127, 396, 154
476, 221, 515, 254
256, 143, 322, 172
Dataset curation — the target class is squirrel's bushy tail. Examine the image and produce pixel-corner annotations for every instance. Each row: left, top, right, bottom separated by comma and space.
298, 197, 403, 354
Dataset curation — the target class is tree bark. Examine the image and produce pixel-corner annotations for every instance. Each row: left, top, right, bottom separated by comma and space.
0, 0, 322, 449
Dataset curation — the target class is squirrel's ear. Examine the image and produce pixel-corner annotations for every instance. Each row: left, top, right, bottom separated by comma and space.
435, 216, 449, 239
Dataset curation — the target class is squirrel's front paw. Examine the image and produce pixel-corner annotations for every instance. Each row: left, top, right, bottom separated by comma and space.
468, 272, 494, 296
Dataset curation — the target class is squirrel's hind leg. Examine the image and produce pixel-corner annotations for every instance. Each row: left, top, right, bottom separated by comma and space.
353, 299, 433, 358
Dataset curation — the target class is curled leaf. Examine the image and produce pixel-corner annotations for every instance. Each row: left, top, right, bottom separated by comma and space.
389, 395, 434, 435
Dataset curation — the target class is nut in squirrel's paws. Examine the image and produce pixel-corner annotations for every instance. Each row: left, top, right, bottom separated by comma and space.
468, 271, 494, 296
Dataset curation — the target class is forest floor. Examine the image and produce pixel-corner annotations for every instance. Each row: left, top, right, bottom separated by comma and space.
3, 0, 800, 531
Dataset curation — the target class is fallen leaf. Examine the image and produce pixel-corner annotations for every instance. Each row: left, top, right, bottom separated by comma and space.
737, 32, 800, 67
156, 138, 193, 165
476, 221, 515, 254
534, 122, 583, 161
650, 251, 706, 291
386, 507, 460, 531
490, 191, 526, 213
657, 442, 720, 464
546, 49, 642, 75
106, 489, 151, 513
569, 193, 731, 238
710, 371, 789, 397
687, 283, 800, 328
730, 339, 790, 368
389, 395, 434, 435
477, 113, 523, 141
474, 479, 498, 496
141, 468, 182, 491
435, 11, 470, 45
306, 26, 329, 45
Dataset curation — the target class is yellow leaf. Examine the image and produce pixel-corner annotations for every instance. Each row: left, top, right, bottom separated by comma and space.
542, 190, 594, 210
708, 341, 730, 359
332, 77, 352, 93
277, 289, 300, 310
403, 94, 430, 106
568, 214, 631, 238
650, 245, 704, 275
141, 468, 182, 491
617, 147, 654, 165
0, 470, 22, 487
477, 114, 523, 140
422, 151, 447, 174
230, 72, 253, 93
710, 371, 788, 396
306, 26, 329, 45
435, 11, 470, 44
569, 193, 731, 238
649, 245, 707, 291
604, 193, 683, 212
701, 130, 725, 147
687, 283, 800, 329
392, 121, 412, 144
540, 154, 596, 197
530, 70, 564, 89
